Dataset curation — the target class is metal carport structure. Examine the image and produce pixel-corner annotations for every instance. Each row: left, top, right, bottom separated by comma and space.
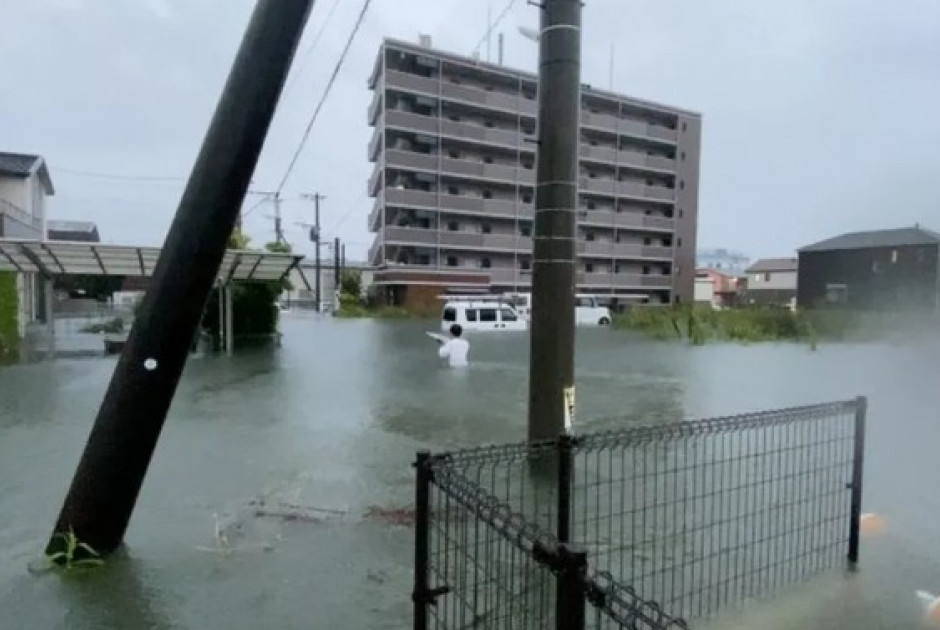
0, 238, 309, 355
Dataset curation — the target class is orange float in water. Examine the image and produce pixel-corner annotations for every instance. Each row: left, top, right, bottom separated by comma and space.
860, 512, 885, 536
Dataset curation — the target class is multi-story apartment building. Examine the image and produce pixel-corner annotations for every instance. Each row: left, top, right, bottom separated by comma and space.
366, 38, 701, 310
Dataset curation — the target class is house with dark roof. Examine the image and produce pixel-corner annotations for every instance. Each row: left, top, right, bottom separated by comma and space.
0, 151, 54, 240
47, 220, 100, 243
797, 226, 940, 310
741, 258, 798, 308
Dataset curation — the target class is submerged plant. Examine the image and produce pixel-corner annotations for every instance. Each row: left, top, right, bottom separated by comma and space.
45, 528, 105, 571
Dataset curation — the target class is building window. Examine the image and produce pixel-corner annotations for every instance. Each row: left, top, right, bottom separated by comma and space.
589, 172, 597, 179
480, 257, 492, 268
447, 221, 459, 231
646, 178, 654, 186
642, 265, 650, 275
764, 272, 771, 281
448, 150, 460, 159
446, 256, 458, 267
481, 223, 492, 234
417, 254, 431, 265
585, 262, 594, 273
520, 224, 531, 237
585, 232, 595, 242
482, 190, 493, 199
644, 237, 652, 246
485, 120, 495, 128
483, 156, 493, 164
448, 186, 459, 195
520, 259, 531, 270
615, 263, 621, 273
522, 192, 533, 203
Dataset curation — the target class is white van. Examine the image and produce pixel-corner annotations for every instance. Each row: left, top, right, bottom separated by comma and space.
440, 297, 528, 333
501, 293, 612, 326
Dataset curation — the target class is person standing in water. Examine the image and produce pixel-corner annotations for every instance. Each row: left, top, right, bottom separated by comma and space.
438, 324, 469, 367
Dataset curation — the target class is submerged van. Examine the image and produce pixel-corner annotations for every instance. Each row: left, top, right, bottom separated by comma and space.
439, 296, 528, 333
501, 292, 612, 326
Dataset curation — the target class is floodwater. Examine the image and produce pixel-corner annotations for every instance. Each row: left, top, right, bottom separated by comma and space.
1, 316, 940, 629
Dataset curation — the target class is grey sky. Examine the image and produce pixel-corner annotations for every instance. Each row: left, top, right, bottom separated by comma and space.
2, 0, 939, 262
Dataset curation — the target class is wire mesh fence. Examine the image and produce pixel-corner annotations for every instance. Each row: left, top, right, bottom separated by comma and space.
413, 398, 866, 629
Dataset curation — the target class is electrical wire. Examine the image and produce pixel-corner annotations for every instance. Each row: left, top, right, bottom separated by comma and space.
52, 166, 187, 182
327, 192, 368, 233
281, 0, 343, 99
470, 0, 520, 59
275, 0, 373, 195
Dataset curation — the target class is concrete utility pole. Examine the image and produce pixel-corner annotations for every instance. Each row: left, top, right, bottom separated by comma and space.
333, 236, 341, 290
273, 193, 284, 244
303, 193, 325, 312
527, 0, 582, 443
45, 0, 314, 558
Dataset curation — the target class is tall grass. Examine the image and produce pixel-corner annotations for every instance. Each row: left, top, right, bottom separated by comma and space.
613, 306, 822, 347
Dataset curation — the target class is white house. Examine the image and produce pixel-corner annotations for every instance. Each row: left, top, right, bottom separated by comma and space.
0, 151, 55, 336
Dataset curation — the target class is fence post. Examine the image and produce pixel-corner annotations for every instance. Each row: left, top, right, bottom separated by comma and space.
413, 451, 432, 630
557, 434, 574, 543
848, 396, 867, 566
555, 543, 587, 630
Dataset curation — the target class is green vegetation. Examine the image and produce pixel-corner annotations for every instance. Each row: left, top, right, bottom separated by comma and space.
199, 231, 289, 350
613, 306, 821, 347
333, 270, 434, 319
44, 528, 104, 571
0, 272, 19, 365
80, 316, 125, 334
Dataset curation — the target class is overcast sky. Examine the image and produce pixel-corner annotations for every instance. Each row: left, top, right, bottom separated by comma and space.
2, 0, 939, 262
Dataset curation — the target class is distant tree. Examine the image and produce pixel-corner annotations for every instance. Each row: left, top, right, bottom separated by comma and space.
340, 270, 362, 298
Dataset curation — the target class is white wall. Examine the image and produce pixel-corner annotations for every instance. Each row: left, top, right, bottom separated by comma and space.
0, 176, 28, 211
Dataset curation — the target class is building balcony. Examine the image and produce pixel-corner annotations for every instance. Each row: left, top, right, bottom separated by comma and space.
385, 69, 539, 118
580, 111, 678, 146
368, 166, 383, 197
377, 225, 533, 253
577, 272, 672, 289
368, 128, 382, 162
368, 193, 383, 231
579, 145, 677, 173
383, 148, 535, 185
383, 109, 530, 152
368, 89, 383, 126
382, 187, 530, 220
577, 241, 674, 260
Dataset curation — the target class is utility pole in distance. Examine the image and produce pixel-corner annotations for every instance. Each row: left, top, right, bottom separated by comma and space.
527, 0, 582, 443
303, 193, 325, 311
333, 236, 341, 292
45, 0, 314, 558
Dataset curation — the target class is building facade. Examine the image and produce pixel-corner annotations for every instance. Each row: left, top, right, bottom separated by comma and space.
797, 227, 940, 311
742, 258, 798, 308
694, 268, 741, 308
366, 38, 701, 311
0, 151, 55, 337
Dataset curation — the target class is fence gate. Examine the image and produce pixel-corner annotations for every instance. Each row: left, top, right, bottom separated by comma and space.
413, 398, 867, 629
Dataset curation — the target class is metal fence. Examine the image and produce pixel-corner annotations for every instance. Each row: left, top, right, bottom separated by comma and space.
413, 398, 866, 629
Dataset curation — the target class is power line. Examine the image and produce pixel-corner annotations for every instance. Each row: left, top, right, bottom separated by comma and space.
470, 0, 520, 58
52, 166, 187, 182
275, 0, 373, 195
327, 191, 368, 233
281, 0, 343, 99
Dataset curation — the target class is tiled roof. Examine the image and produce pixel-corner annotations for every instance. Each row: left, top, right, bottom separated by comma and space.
0, 151, 55, 194
799, 227, 940, 253
746, 258, 798, 273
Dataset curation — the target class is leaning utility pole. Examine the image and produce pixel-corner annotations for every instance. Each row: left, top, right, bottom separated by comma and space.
45, 0, 314, 558
527, 0, 582, 443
